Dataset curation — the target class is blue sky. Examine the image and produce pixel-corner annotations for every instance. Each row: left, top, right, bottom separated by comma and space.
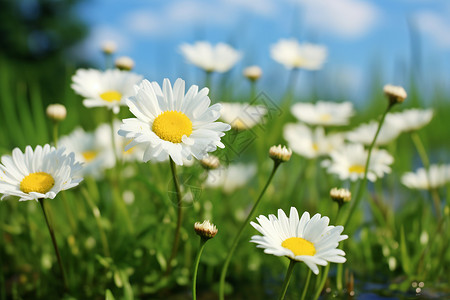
74, 0, 450, 104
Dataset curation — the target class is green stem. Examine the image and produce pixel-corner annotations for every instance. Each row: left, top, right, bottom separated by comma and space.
336, 261, 344, 291
52, 121, 59, 147
343, 104, 393, 227
300, 269, 312, 300
205, 71, 212, 91
165, 158, 184, 276
250, 80, 257, 101
109, 111, 120, 171
219, 161, 281, 300
278, 260, 296, 300
313, 264, 330, 300
192, 239, 207, 300
39, 199, 68, 291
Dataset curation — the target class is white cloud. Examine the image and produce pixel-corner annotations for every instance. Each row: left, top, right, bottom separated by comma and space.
298, 0, 380, 39
414, 11, 450, 49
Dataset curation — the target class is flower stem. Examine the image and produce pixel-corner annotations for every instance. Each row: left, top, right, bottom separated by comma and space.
52, 121, 59, 148
250, 80, 257, 101
219, 161, 281, 300
300, 269, 312, 300
165, 158, 184, 276
313, 264, 330, 300
278, 260, 296, 300
39, 199, 68, 291
343, 103, 393, 227
192, 238, 208, 300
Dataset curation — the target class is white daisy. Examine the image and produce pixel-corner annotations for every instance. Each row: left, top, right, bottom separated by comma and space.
220, 102, 267, 130
389, 108, 433, 133
346, 115, 402, 146
71, 68, 143, 114
283, 123, 344, 159
59, 127, 115, 178
291, 101, 354, 126
204, 163, 256, 194
118, 78, 231, 165
270, 39, 327, 70
401, 164, 450, 190
322, 143, 394, 182
179, 41, 242, 73
0, 144, 83, 201
250, 207, 348, 275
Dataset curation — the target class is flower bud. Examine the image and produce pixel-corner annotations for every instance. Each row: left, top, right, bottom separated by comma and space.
194, 220, 218, 240
200, 155, 220, 170
102, 41, 117, 55
243, 66, 262, 81
46, 104, 67, 122
269, 145, 292, 163
115, 56, 135, 71
383, 84, 407, 105
330, 187, 351, 205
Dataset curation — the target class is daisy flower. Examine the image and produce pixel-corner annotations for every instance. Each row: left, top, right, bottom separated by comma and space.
291, 101, 354, 126
283, 123, 344, 159
0, 144, 83, 201
346, 115, 402, 146
322, 143, 394, 182
59, 127, 115, 178
71, 68, 143, 114
118, 78, 231, 165
389, 108, 433, 133
270, 39, 327, 70
250, 207, 348, 275
401, 164, 450, 190
179, 41, 242, 73
220, 102, 267, 130
204, 163, 256, 194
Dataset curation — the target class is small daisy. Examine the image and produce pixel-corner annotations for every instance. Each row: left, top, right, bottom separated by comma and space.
220, 102, 267, 130
71, 68, 143, 114
179, 41, 242, 73
389, 108, 433, 133
291, 101, 354, 126
346, 116, 402, 146
401, 164, 450, 190
118, 78, 231, 165
0, 144, 83, 201
270, 39, 327, 70
204, 163, 256, 194
284, 123, 344, 159
322, 143, 394, 182
59, 127, 115, 178
250, 207, 348, 275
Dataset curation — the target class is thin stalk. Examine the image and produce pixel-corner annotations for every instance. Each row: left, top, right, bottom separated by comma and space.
313, 264, 330, 300
192, 239, 207, 300
250, 80, 257, 101
39, 199, 68, 291
343, 104, 393, 227
52, 121, 59, 147
336, 260, 344, 291
109, 111, 120, 173
219, 161, 281, 300
278, 260, 297, 300
205, 71, 212, 91
165, 158, 184, 275
300, 269, 312, 300
286, 68, 299, 98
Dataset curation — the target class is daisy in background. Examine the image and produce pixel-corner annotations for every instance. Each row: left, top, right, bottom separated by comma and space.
389, 108, 434, 133
118, 78, 231, 166
291, 101, 354, 126
71, 68, 143, 114
322, 143, 394, 182
204, 163, 256, 194
283, 123, 344, 159
0, 144, 82, 201
346, 115, 402, 146
220, 102, 267, 131
270, 38, 327, 70
179, 41, 242, 73
59, 127, 115, 178
401, 164, 450, 190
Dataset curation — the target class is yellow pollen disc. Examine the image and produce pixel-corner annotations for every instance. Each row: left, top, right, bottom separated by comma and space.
20, 172, 55, 194
349, 164, 365, 174
100, 90, 122, 102
82, 151, 97, 162
152, 111, 193, 143
312, 143, 319, 151
282, 237, 316, 256
231, 119, 247, 130
293, 57, 305, 67
319, 114, 332, 122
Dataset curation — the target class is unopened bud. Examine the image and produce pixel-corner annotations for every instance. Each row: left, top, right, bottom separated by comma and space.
330, 187, 351, 205
200, 155, 220, 170
269, 145, 292, 163
243, 66, 262, 81
102, 41, 117, 55
115, 56, 135, 71
194, 220, 218, 240
46, 104, 67, 122
383, 84, 407, 105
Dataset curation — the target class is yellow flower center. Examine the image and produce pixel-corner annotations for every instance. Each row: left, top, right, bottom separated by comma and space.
82, 151, 97, 162
312, 143, 319, 152
231, 118, 247, 130
20, 172, 55, 194
152, 111, 193, 143
319, 114, 332, 122
293, 57, 305, 67
282, 237, 316, 256
349, 164, 365, 174
100, 90, 122, 102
